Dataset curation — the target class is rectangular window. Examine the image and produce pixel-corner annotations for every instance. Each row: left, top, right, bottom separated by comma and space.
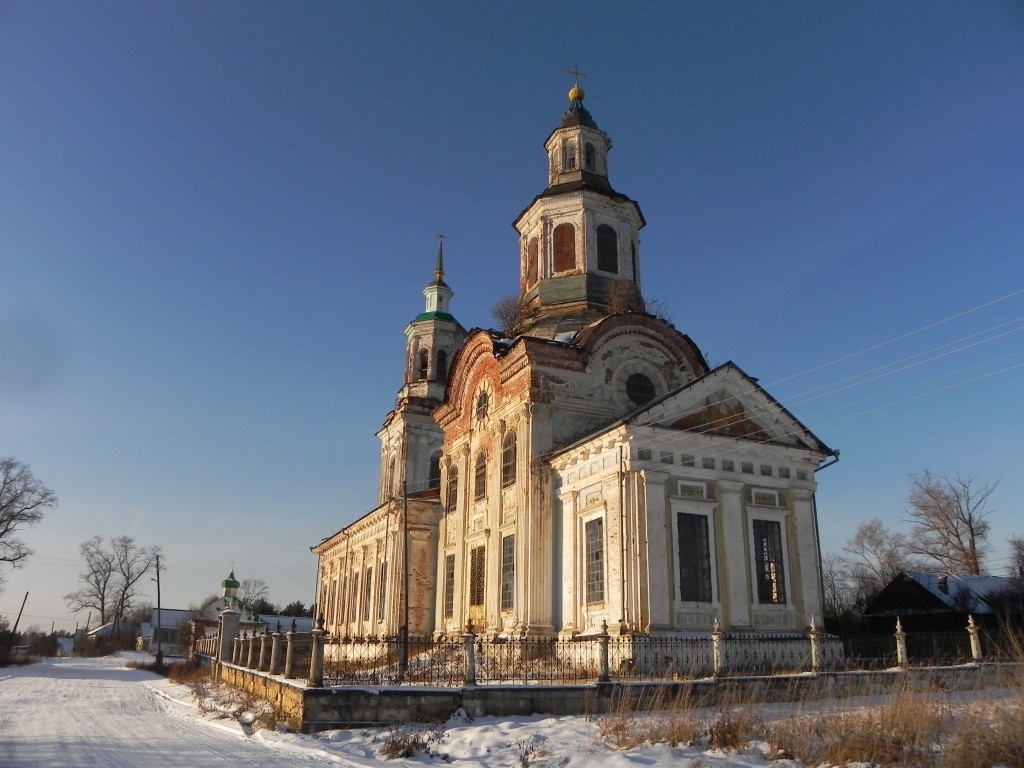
741, 462, 754, 474
680, 454, 696, 467
469, 545, 486, 607
362, 567, 373, 621
443, 554, 456, 619
585, 518, 605, 604
660, 451, 674, 464
474, 454, 487, 501
350, 572, 360, 622
760, 464, 773, 476
753, 519, 787, 604
677, 513, 713, 602
446, 468, 458, 513
702, 457, 715, 470
500, 535, 515, 611
778, 467, 791, 479
377, 562, 387, 621
722, 459, 735, 472
637, 449, 652, 461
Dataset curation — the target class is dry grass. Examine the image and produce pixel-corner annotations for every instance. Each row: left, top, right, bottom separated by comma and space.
940, 692, 1024, 768
598, 640, 1024, 767
766, 692, 948, 767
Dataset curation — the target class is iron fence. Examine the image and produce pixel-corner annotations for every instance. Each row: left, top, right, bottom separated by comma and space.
197, 623, 1015, 688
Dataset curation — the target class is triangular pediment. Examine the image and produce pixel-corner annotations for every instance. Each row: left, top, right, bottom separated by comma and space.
628, 363, 832, 455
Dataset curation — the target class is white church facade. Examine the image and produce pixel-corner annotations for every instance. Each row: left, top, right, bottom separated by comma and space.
313, 85, 837, 641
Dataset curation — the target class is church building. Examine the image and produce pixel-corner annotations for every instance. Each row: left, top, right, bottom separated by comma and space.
313, 84, 837, 642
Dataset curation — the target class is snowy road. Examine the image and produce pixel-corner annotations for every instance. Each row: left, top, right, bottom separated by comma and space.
0, 656, 343, 768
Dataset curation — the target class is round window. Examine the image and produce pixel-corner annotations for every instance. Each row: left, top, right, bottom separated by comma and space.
625, 373, 655, 407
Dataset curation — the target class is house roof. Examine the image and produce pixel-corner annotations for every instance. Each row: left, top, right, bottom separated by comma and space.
865, 570, 1014, 617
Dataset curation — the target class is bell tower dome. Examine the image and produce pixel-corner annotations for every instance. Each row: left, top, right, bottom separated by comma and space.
513, 81, 646, 337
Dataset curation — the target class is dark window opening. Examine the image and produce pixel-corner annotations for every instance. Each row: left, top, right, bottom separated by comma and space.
678, 513, 713, 602
626, 373, 655, 407
754, 519, 787, 604
597, 224, 618, 273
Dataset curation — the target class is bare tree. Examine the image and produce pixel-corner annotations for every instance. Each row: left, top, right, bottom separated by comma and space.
1008, 534, 1024, 579
821, 552, 855, 621
904, 470, 996, 576
110, 536, 160, 619
65, 536, 117, 623
491, 294, 535, 338
65, 536, 160, 624
238, 577, 269, 610
840, 518, 921, 586
0, 457, 57, 585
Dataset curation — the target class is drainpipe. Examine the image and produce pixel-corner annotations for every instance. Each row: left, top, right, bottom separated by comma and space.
813, 452, 840, 627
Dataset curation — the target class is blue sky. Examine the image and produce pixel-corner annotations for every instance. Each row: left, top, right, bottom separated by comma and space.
2, 1, 1022, 632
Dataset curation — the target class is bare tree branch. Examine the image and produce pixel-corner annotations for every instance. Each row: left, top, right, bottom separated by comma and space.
491, 294, 535, 338
64, 536, 160, 624
0, 457, 57, 579
238, 577, 269, 610
904, 470, 996, 575
64, 536, 117, 624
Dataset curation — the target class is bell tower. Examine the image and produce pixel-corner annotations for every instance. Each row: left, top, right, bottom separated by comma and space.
376, 237, 466, 503
513, 81, 646, 337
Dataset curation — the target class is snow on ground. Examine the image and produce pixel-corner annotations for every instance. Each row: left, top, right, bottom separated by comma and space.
0, 653, 1018, 767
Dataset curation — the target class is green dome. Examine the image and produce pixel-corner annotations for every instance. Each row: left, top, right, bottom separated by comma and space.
221, 570, 240, 590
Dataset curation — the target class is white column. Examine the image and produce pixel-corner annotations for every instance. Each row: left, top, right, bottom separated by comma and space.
641, 470, 672, 632
717, 479, 751, 629
790, 488, 822, 625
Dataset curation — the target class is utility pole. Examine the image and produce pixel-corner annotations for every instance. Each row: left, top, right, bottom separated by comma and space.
11, 592, 28, 646
10, 593, 28, 634
154, 554, 163, 668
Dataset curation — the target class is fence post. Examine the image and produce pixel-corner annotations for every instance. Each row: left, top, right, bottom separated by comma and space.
308, 616, 325, 687
218, 609, 240, 668
243, 632, 254, 668
808, 615, 821, 673
894, 617, 908, 669
967, 614, 983, 662
463, 621, 477, 686
711, 617, 724, 676
269, 623, 282, 675
257, 629, 269, 671
284, 623, 296, 678
598, 620, 611, 683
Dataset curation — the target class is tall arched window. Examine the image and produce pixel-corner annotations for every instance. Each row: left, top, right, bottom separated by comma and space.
563, 139, 577, 170
436, 350, 448, 381
418, 349, 429, 379
445, 464, 458, 513
597, 224, 618, 273
428, 450, 442, 490
501, 431, 517, 488
552, 223, 576, 273
584, 142, 596, 171
474, 451, 487, 501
